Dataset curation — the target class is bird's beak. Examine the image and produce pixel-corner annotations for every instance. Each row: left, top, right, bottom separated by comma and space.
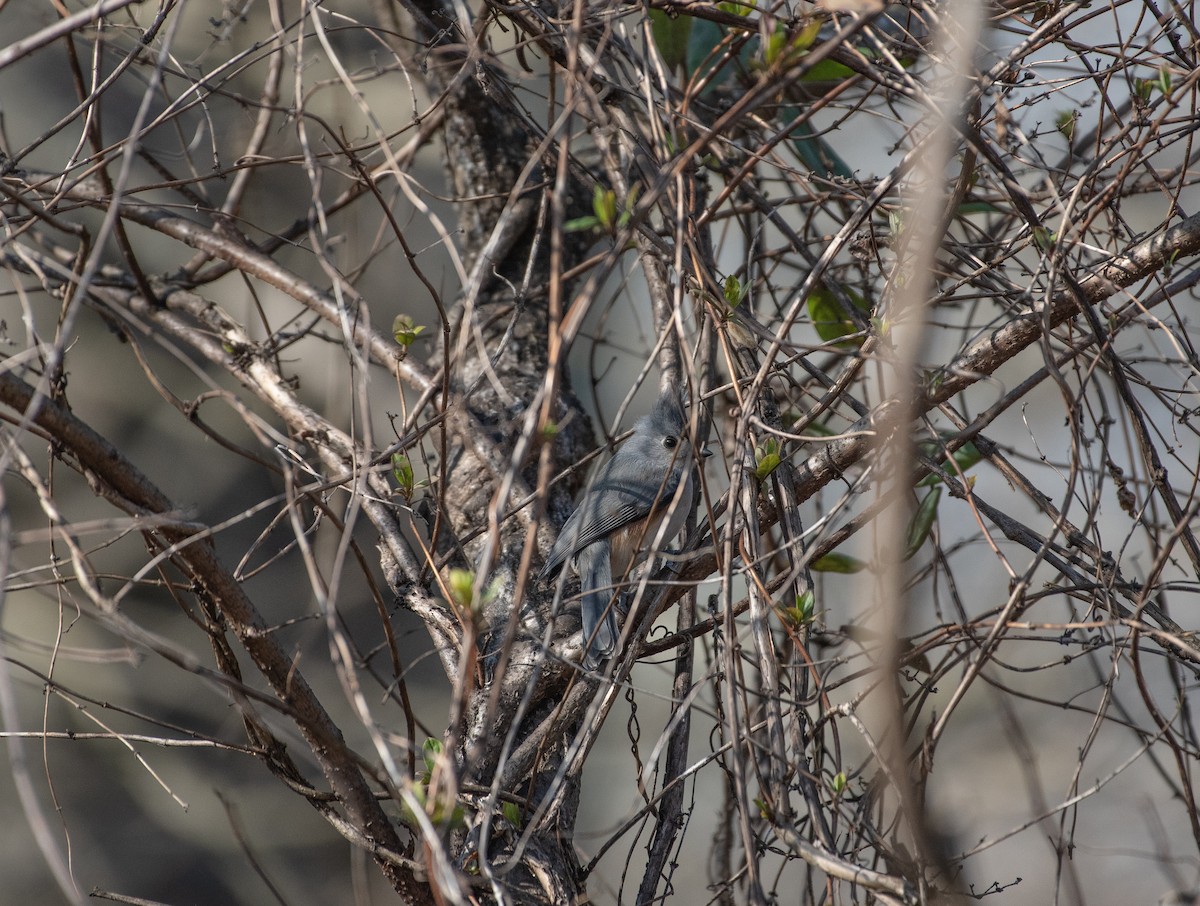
701, 446, 713, 458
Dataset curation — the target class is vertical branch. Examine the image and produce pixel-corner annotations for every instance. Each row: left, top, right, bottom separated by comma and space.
862, 0, 985, 893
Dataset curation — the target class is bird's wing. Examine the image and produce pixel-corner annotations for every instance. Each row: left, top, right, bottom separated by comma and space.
539, 507, 580, 578
542, 468, 683, 576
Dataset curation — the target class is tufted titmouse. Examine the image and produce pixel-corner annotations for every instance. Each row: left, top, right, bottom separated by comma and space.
540, 391, 709, 669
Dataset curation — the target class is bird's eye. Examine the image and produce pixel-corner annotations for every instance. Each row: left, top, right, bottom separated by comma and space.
662, 435, 677, 449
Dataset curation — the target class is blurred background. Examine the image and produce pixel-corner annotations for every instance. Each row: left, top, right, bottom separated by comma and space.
2, 0, 1199, 903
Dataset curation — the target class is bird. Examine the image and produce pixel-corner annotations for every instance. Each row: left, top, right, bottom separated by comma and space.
540, 391, 708, 669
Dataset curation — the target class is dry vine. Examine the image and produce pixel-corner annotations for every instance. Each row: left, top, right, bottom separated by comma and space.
1, 0, 1199, 903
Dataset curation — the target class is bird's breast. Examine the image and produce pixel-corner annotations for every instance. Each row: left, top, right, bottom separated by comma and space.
609, 512, 666, 579
609, 471, 693, 578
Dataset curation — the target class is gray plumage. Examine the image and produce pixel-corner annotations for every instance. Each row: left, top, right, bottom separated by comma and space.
541, 392, 705, 669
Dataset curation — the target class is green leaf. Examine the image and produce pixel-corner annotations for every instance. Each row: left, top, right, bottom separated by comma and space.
398, 783, 466, 830
807, 282, 870, 346
1032, 225, 1056, 251
427, 795, 466, 828
422, 737, 442, 776
501, 801, 522, 828
956, 201, 1002, 216
918, 440, 983, 487
754, 437, 781, 480
1165, 247, 1181, 278
952, 440, 983, 472
778, 590, 817, 626
794, 37, 901, 86
793, 18, 822, 52
1157, 64, 1172, 96
592, 185, 617, 231
399, 785, 427, 826
392, 314, 426, 348
723, 274, 749, 309
563, 215, 601, 233
831, 772, 847, 795
904, 486, 941, 559
617, 184, 641, 229
762, 26, 788, 67
812, 552, 866, 574
799, 57, 856, 83
717, 0, 754, 14
448, 568, 475, 610
761, 20, 824, 70
1055, 110, 1076, 143
650, 9, 692, 74
796, 590, 815, 622
392, 453, 416, 500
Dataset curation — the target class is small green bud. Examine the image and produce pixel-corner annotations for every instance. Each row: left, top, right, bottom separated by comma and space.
392, 314, 426, 348
754, 437, 781, 480
447, 568, 475, 610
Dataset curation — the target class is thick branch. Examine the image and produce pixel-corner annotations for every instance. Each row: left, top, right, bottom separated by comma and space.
0, 372, 430, 904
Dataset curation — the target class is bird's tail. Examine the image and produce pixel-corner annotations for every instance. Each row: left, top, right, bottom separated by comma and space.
579, 547, 619, 670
